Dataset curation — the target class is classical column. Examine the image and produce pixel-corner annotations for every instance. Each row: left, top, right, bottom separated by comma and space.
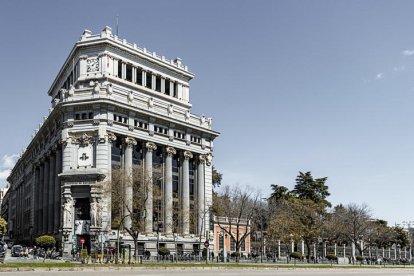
32, 165, 39, 235
43, 157, 50, 234
197, 155, 206, 236
123, 137, 136, 230
48, 153, 55, 234
164, 147, 176, 235
54, 147, 62, 232
37, 162, 44, 235
145, 142, 157, 233
182, 151, 193, 236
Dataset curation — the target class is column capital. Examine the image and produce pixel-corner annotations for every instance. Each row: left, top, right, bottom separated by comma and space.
199, 154, 207, 164
145, 142, 157, 152
124, 137, 137, 148
183, 151, 193, 160
107, 132, 117, 142
166, 146, 176, 156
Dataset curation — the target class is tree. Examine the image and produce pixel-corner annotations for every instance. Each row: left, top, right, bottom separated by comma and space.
109, 163, 163, 262
212, 166, 223, 188
269, 184, 291, 203
335, 203, 372, 258
35, 235, 56, 250
292, 171, 331, 208
213, 185, 258, 262
0, 217, 7, 238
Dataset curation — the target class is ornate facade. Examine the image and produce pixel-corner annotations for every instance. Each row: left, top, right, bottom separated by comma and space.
4, 26, 219, 256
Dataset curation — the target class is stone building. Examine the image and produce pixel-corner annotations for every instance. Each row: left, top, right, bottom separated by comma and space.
3, 26, 219, 255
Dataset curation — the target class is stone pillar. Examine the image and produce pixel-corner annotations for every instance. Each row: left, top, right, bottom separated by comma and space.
43, 157, 50, 234
145, 142, 157, 233
37, 162, 44, 235
33, 165, 40, 235
54, 147, 62, 232
182, 151, 193, 236
197, 155, 206, 236
334, 243, 337, 256
164, 147, 176, 235
301, 239, 305, 256
277, 240, 281, 259
48, 153, 55, 234
123, 137, 136, 230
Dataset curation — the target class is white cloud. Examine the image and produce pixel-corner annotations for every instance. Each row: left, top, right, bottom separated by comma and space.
0, 169, 11, 181
402, 50, 414, 56
393, 65, 405, 72
2, 154, 18, 169
376, 73, 384, 79
0, 154, 18, 182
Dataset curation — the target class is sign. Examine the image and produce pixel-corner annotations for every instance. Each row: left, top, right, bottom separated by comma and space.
80, 237, 86, 244
204, 240, 210, 248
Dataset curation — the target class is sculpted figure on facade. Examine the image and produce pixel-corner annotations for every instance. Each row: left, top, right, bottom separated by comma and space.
90, 197, 102, 227
63, 197, 73, 228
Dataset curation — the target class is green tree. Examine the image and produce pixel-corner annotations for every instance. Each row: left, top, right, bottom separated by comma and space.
35, 235, 56, 249
393, 226, 410, 249
269, 184, 291, 203
292, 171, 331, 207
0, 217, 7, 238
212, 166, 222, 188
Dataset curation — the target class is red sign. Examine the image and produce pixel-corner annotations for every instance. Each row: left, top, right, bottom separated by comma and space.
204, 240, 210, 248
80, 237, 86, 244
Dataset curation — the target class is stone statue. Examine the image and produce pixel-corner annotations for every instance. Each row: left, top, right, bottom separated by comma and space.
90, 197, 98, 226
63, 197, 73, 227
90, 197, 103, 227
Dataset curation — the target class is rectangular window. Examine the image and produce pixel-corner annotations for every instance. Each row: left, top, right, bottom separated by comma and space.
155, 76, 161, 92
134, 119, 148, 129
136, 68, 142, 85
117, 60, 122, 78
88, 112, 94, 119
173, 82, 178, 97
146, 72, 152, 89
126, 64, 132, 82
165, 79, 170, 95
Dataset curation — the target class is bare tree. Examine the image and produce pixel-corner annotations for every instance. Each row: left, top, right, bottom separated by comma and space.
336, 203, 372, 259
109, 164, 163, 261
213, 185, 259, 262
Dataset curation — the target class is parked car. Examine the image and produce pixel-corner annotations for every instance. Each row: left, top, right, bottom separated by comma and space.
11, 245, 22, 257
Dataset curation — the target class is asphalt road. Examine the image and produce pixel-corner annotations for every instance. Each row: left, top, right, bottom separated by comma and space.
2, 268, 414, 276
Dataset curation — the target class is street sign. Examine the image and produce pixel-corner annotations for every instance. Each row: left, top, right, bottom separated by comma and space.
204, 240, 210, 248
80, 237, 86, 244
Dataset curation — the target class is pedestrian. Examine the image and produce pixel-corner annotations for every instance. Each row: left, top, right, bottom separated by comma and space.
33, 246, 37, 259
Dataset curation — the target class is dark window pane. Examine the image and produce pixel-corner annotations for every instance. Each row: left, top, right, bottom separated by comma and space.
136, 68, 142, 85
126, 64, 132, 81
146, 72, 152, 89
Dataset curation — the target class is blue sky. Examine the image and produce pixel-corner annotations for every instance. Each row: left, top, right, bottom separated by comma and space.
1, 0, 414, 225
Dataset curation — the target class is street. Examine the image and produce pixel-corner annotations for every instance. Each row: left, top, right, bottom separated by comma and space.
1, 268, 414, 276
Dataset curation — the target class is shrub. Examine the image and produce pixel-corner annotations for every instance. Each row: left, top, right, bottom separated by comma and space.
231, 251, 241, 258
158, 247, 170, 256
326, 254, 338, 261
356, 256, 364, 262
290, 252, 303, 259
35, 235, 56, 249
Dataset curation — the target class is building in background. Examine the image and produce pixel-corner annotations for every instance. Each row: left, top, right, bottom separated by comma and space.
213, 216, 251, 258
3, 26, 219, 256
